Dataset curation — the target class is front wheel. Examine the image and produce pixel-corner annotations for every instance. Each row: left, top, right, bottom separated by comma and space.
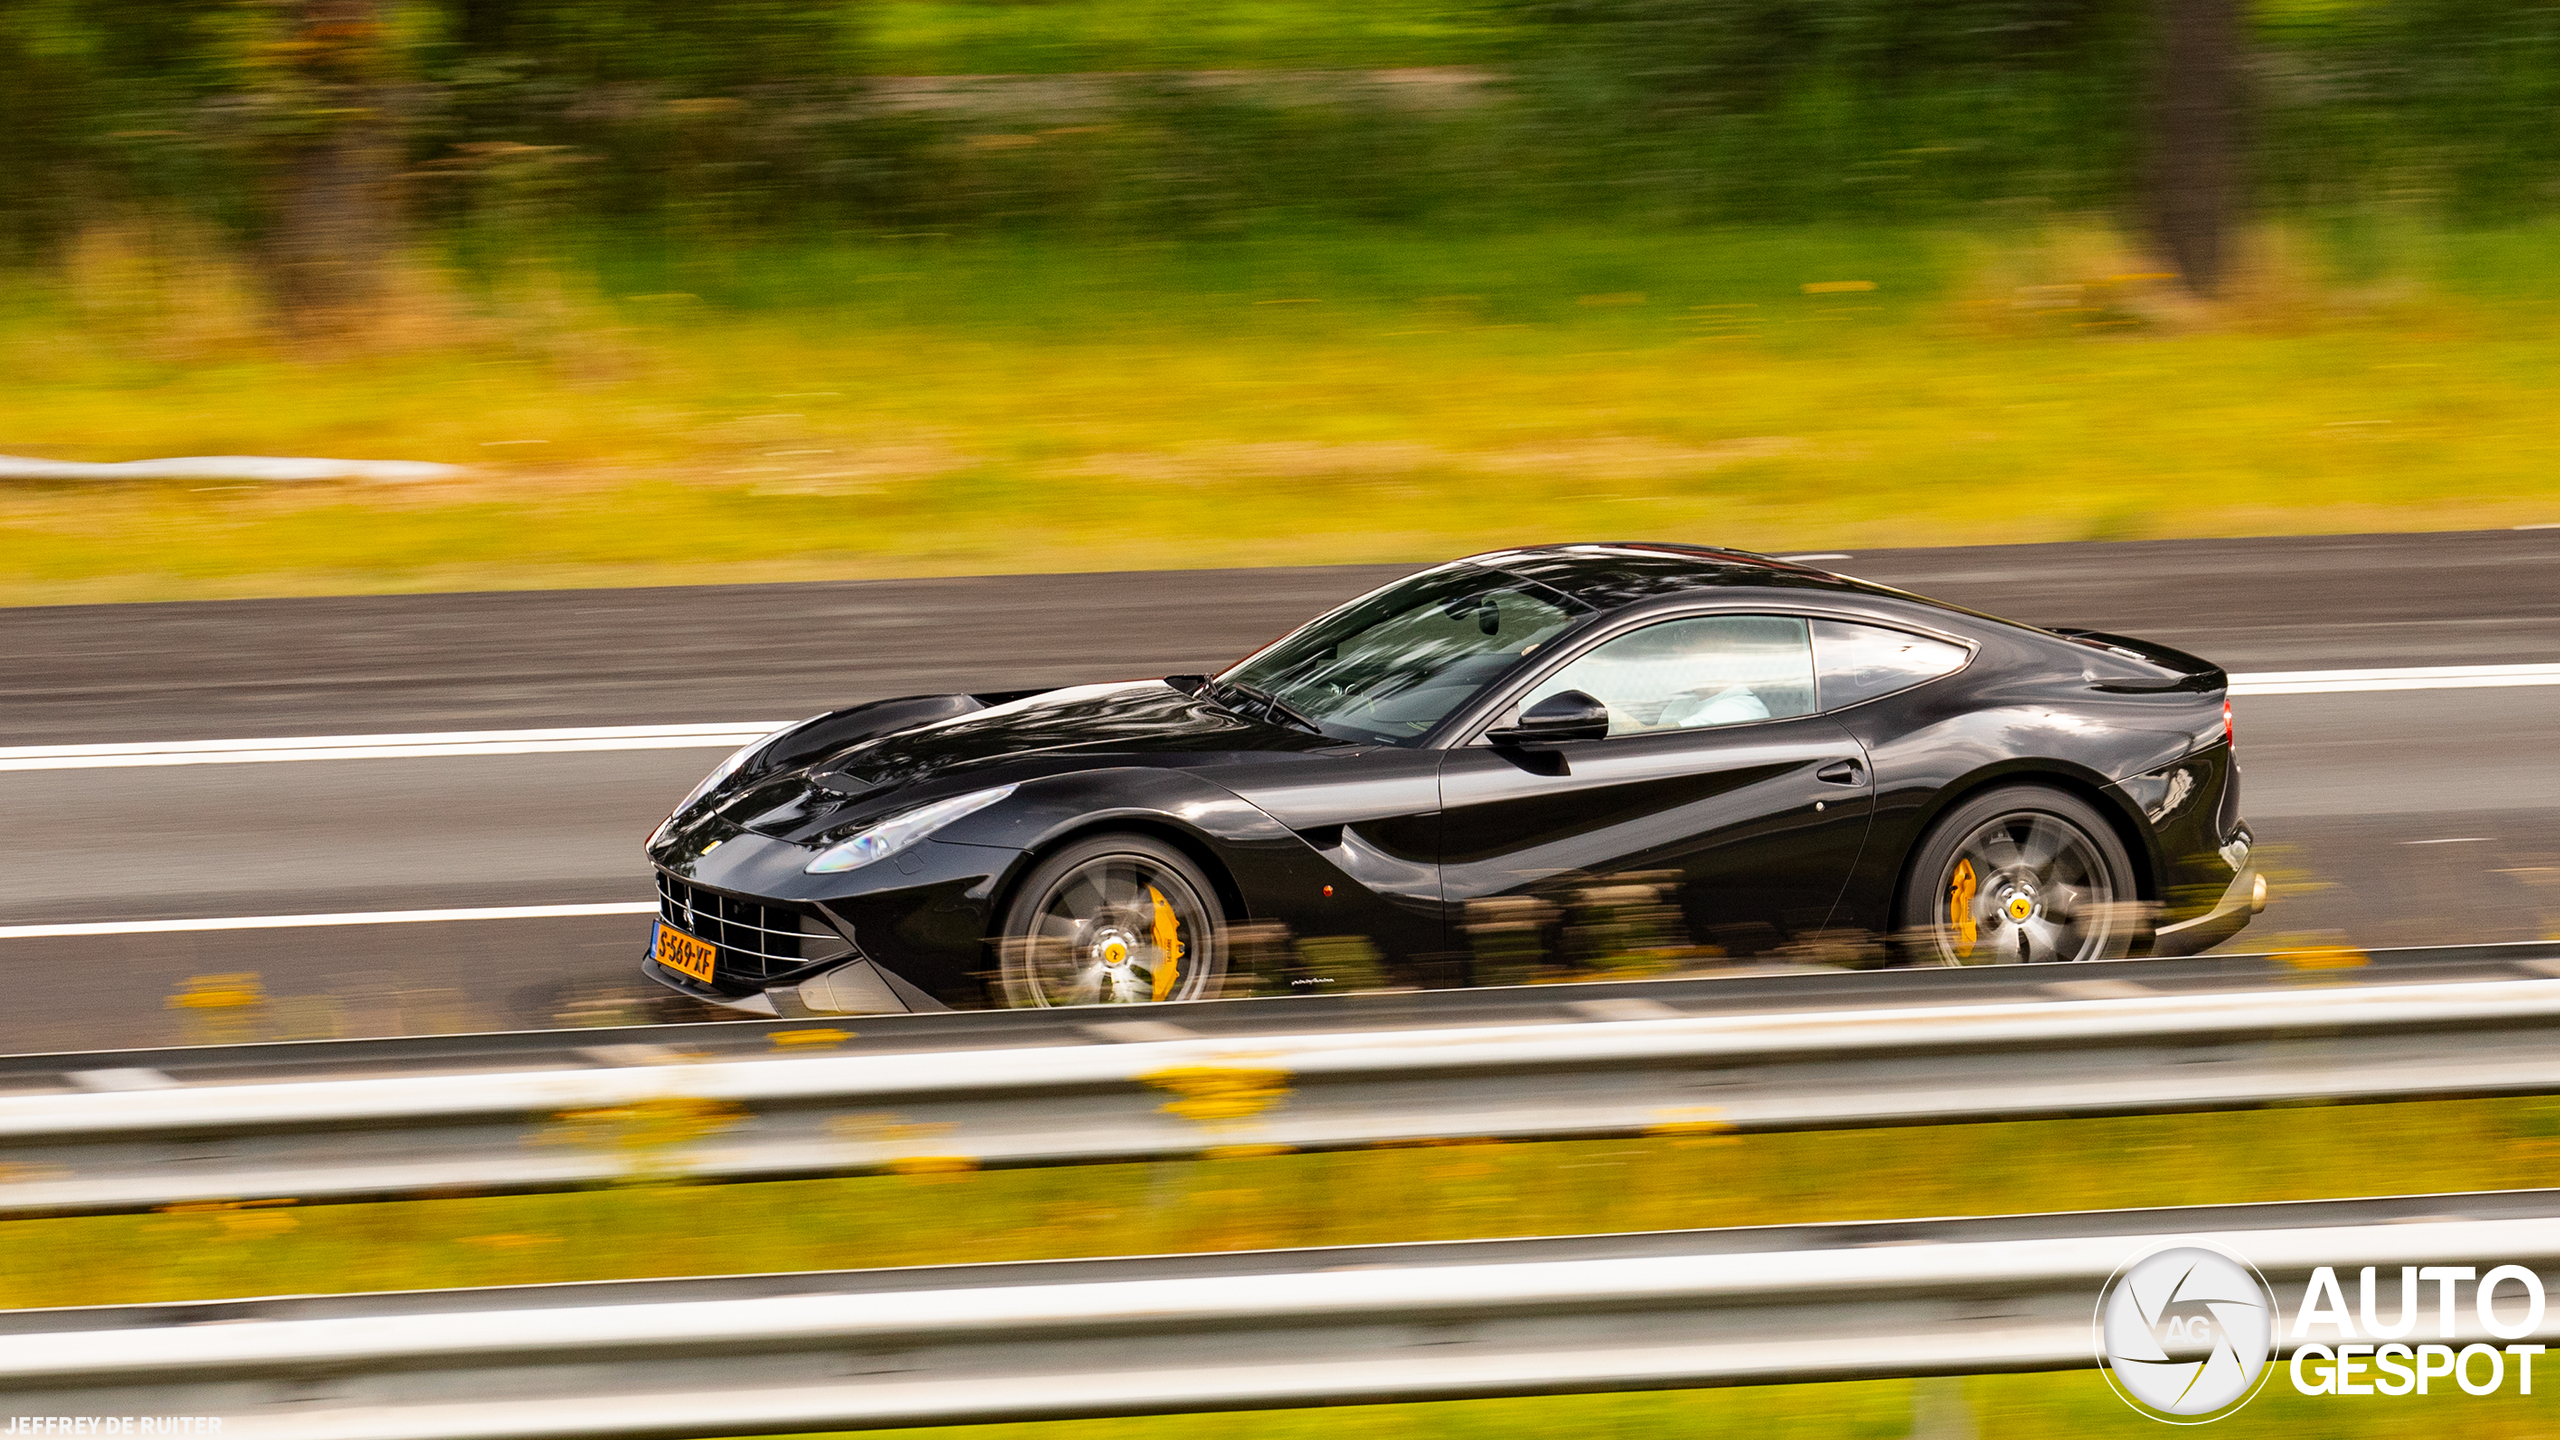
996, 833, 1228, 1007
1897, 786, 2139, 966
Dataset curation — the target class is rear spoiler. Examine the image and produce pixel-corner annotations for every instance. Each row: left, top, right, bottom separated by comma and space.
2046, 628, 2227, 694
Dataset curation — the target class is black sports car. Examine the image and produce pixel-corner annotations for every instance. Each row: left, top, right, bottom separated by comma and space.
642, 543, 2262, 1015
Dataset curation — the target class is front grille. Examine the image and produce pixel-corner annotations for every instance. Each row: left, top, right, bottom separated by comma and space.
655, 873, 849, 981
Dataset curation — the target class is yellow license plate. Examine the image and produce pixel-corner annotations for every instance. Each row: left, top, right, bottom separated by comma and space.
654, 921, 718, 983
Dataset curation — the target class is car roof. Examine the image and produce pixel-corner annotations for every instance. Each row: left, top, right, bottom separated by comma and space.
1458, 542, 1902, 612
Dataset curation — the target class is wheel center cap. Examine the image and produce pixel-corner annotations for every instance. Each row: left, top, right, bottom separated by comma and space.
2005, 894, 2036, 922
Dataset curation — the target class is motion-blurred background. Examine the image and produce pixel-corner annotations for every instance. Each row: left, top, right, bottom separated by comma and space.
6, 10, 2560, 1437
2, 0, 2556, 599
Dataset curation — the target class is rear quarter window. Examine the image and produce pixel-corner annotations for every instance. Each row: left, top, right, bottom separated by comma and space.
1813, 620, 1970, 710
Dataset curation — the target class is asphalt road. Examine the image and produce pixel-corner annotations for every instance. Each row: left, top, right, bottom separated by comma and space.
3, 528, 2554, 1051
8, 528, 2557, 747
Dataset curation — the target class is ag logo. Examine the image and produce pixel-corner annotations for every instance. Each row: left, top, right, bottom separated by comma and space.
2097, 1244, 2277, 1423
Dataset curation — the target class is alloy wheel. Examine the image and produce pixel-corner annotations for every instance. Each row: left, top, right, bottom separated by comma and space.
1004, 848, 1219, 1006
1930, 810, 2122, 965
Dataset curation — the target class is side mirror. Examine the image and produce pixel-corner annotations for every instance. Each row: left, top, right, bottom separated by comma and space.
1488, 689, 1610, 745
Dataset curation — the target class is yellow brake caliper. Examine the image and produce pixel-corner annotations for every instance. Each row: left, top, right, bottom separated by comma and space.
1148, 886, 1185, 1001
1949, 858, 1979, 958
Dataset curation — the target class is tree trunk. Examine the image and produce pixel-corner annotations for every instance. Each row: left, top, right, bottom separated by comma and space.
2145, 0, 2243, 297
263, 0, 395, 334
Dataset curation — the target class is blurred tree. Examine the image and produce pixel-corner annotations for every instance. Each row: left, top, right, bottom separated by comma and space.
250, 0, 400, 329
9, 0, 2560, 273
1511, 0, 2139, 222
2145, 0, 2241, 294
429, 0, 863, 240
448, 0, 853, 93
0, 0, 240, 255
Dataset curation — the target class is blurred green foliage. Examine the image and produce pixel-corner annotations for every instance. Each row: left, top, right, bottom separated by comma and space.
5, 0, 2560, 264
867, 0, 1515, 74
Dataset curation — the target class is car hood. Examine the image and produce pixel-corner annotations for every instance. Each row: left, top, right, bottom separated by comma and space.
701, 680, 1332, 846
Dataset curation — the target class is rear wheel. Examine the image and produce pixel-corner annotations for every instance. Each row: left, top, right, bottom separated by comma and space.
1897, 786, 2138, 966
996, 833, 1228, 1007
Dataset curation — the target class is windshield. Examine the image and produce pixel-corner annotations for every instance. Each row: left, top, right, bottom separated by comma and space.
1215, 564, 1590, 744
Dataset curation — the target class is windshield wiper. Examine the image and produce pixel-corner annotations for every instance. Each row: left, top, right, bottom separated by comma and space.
1213, 679, 1323, 735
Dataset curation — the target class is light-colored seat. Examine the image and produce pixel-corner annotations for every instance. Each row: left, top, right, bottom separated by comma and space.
1520, 616, 1816, 736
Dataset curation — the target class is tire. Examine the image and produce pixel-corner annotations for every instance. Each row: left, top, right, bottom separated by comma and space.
996, 833, 1228, 1007
1895, 785, 2139, 966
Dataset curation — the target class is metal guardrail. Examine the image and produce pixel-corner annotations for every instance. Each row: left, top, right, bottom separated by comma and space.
5, 939, 2554, 1092
11, 1188, 2560, 1439
8, 954, 2560, 1217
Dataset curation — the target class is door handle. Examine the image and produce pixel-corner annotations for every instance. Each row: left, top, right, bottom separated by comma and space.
1816, 759, 1867, 786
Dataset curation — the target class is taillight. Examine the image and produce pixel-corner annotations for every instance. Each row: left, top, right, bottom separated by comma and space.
2223, 699, 2235, 753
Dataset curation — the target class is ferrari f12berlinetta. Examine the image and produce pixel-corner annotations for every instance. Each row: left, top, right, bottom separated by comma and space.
642, 544, 2261, 1014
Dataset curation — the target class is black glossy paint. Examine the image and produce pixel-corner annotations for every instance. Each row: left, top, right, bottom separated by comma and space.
1439, 714, 1874, 955
643, 542, 2254, 1008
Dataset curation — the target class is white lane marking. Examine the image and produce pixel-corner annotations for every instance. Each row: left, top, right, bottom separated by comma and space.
2043, 979, 2154, 1001
0, 723, 792, 772
578, 1044, 692, 1067
1568, 997, 1686, 1022
0, 902, 657, 940
2230, 662, 2560, 695
3, 659, 2554, 775
67, 1068, 178, 1092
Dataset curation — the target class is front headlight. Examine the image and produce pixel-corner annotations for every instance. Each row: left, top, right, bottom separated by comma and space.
804, 784, 1018, 874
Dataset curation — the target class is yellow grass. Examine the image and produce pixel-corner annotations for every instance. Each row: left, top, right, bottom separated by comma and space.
15, 1096, 2560, 1308
1, 226, 2554, 606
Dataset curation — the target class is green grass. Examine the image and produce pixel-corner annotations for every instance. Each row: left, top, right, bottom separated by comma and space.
867, 0, 1517, 73
4, 223, 2558, 606
14, 1097, 2560, 1436
17, 1096, 2560, 1307
813, 1378, 2553, 1440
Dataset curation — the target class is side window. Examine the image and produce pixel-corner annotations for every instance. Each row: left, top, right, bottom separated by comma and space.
1813, 620, 1969, 709
1517, 615, 1815, 737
